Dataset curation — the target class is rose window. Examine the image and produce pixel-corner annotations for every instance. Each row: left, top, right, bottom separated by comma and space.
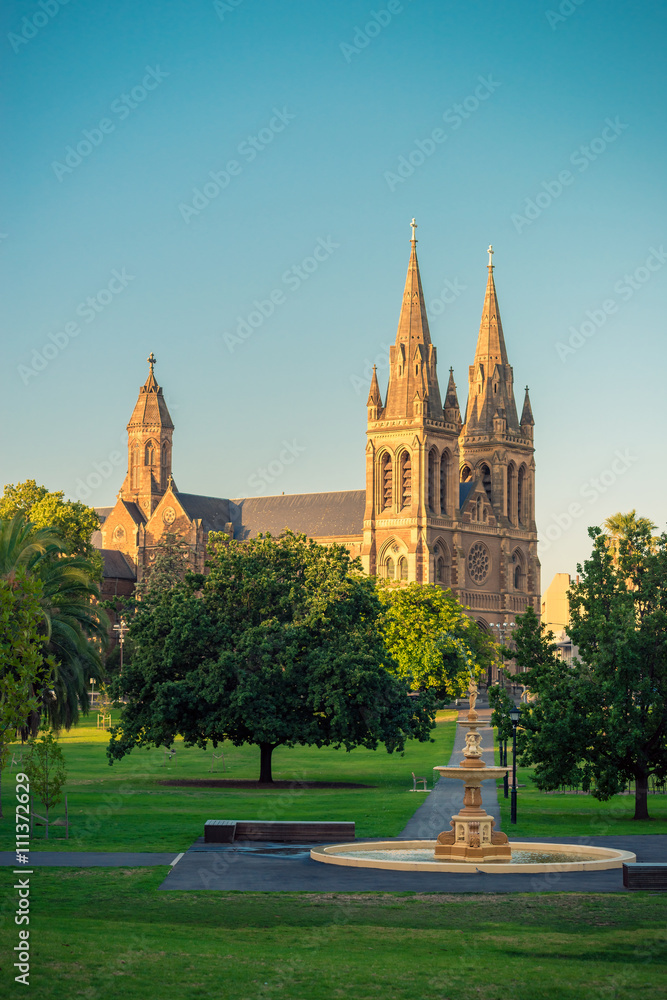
467, 541, 490, 585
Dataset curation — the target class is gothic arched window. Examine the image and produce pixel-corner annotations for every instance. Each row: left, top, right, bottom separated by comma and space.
434, 543, 451, 587
145, 441, 156, 466
481, 464, 492, 503
512, 549, 526, 591
400, 451, 411, 509
507, 462, 517, 525
397, 556, 408, 581
380, 452, 393, 511
428, 449, 437, 512
461, 465, 472, 483
130, 445, 139, 490
385, 556, 395, 580
440, 451, 450, 515
161, 442, 170, 490
517, 466, 527, 525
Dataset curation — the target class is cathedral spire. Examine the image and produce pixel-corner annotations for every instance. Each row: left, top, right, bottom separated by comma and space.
367, 365, 382, 407
473, 245, 509, 368
521, 386, 535, 427
382, 220, 443, 420
120, 355, 175, 514
443, 367, 462, 426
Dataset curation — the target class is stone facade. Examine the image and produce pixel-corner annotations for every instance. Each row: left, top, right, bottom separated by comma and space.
96, 227, 540, 632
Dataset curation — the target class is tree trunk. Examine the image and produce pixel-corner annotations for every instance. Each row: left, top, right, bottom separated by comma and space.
259, 743, 275, 783
634, 771, 650, 821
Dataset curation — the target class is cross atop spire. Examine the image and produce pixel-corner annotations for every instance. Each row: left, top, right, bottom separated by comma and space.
487, 244, 494, 268
411, 217, 418, 242
147, 352, 156, 375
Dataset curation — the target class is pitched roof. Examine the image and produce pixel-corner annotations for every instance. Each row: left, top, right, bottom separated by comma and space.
459, 481, 476, 508
99, 549, 136, 580
230, 490, 365, 540
95, 506, 114, 524
176, 493, 232, 533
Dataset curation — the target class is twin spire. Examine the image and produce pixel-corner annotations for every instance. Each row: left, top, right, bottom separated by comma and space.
369, 222, 530, 437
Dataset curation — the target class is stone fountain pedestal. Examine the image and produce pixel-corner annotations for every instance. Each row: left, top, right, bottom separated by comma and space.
432, 700, 511, 863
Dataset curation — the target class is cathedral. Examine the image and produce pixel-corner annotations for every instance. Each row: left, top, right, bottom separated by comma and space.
96, 223, 540, 632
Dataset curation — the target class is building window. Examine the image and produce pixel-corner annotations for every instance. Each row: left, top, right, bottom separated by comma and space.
400, 451, 411, 509
130, 446, 139, 490
434, 543, 450, 586
440, 452, 449, 515
145, 441, 156, 466
517, 466, 526, 525
467, 541, 490, 585
385, 556, 395, 579
161, 442, 170, 489
461, 465, 472, 483
481, 464, 492, 503
397, 556, 408, 581
428, 450, 436, 512
507, 462, 517, 525
381, 453, 393, 511
512, 550, 526, 591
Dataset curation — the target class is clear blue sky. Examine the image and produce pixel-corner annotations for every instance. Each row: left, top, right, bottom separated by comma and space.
1, 0, 665, 587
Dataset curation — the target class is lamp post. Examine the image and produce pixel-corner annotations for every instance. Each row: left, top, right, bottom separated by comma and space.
509, 704, 521, 824
112, 617, 129, 676
89, 677, 96, 707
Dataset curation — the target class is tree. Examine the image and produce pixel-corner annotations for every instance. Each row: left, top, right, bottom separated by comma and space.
517, 524, 667, 820
134, 531, 191, 598
0, 516, 108, 732
0, 570, 54, 817
25, 731, 67, 836
603, 509, 657, 567
378, 582, 495, 699
108, 531, 434, 782
0, 480, 100, 559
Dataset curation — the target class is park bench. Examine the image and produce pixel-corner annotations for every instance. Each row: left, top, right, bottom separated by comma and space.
411, 772, 429, 791
623, 864, 667, 890
204, 819, 355, 844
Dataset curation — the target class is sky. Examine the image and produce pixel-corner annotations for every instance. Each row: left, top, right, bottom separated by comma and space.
1, 0, 666, 588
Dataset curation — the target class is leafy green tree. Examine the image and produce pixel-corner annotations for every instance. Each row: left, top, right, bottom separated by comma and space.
25, 731, 67, 837
134, 531, 191, 598
0, 570, 54, 817
518, 523, 667, 820
0, 480, 100, 559
378, 583, 495, 698
108, 531, 434, 782
0, 516, 108, 732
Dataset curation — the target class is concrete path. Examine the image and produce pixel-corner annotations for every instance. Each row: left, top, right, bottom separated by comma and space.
0, 851, 178, 867
399, 709, 502, 839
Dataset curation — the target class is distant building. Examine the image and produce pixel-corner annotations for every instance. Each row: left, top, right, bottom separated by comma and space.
541, 572, 579, 663
95, 224, 540, 631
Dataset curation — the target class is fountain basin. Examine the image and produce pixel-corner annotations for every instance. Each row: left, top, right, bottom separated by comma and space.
310, 841, 636, 873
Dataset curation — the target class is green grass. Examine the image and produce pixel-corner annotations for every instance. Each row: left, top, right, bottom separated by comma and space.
493, 742, 667, 837
0, 868, 665, 999
0, 711, 456, 853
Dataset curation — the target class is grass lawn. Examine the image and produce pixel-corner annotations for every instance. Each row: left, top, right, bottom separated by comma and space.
0, 868, 665, 999
493, 742, 667, 837
0, 711, 457, 853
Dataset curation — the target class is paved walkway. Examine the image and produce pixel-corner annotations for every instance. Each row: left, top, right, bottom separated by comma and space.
0, 852, 178, 867
159, 835, 665, 892
399, 709, 501, 839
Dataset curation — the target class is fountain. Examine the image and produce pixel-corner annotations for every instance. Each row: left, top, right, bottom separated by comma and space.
311, 682, 636, 874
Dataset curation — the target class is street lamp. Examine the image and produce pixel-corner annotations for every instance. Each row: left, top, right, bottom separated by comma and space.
89, 677, 96, 707
112, 617, 129, 676
509, 704, 521, 825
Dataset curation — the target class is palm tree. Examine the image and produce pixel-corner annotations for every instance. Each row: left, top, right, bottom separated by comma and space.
0, 516, 108, 731
603, 510, 657, 566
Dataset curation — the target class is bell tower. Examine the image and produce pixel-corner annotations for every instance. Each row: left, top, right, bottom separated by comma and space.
119, 353, 175, 518
361, 220, 460, 584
